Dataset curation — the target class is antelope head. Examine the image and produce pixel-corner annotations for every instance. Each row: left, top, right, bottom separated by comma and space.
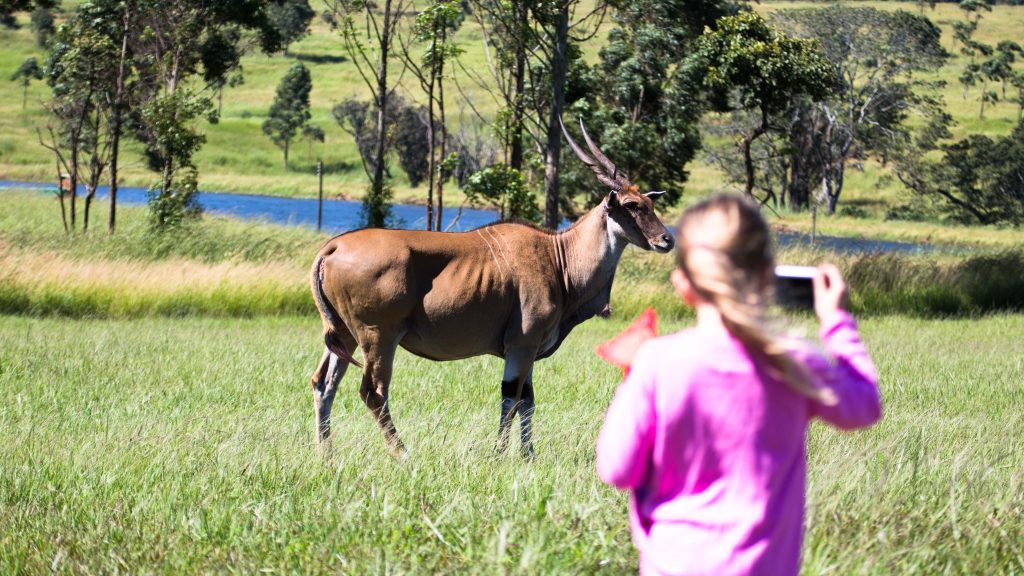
560, 118, 674, 253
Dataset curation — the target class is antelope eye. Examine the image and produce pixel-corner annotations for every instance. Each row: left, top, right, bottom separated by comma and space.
623, 202, 640, 211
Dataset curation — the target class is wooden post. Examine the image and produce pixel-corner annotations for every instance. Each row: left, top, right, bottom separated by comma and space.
811, 202, 817, 245
317, 159, 324, 232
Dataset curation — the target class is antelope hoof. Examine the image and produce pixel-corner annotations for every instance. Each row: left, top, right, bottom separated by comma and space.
389, 441, 409, 461
520, 443, 535, 461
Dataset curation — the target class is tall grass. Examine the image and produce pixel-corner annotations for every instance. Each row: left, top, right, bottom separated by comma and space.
3, 189, 1024, 319
0, 250, 309, 318
0, 314, 1020, 573
614, 245, 1024, 320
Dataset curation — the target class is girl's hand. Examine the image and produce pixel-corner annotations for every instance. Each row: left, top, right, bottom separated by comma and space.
814, 264, 849, 326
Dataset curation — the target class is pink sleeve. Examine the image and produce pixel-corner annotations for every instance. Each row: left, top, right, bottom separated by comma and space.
808, 311, 883, 430
596, 344, 657, 490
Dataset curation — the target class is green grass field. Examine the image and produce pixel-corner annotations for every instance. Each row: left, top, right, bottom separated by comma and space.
0, 313, 1021, 573
2, 174, 1023, 572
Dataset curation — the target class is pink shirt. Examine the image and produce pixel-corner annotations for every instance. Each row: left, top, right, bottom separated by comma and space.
597, 311, 881, 576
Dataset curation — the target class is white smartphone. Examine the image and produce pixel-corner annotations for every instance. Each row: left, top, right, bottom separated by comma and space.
774, 265, 817, 309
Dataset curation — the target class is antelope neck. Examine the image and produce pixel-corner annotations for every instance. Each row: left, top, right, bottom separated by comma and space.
552, 204, 626, 304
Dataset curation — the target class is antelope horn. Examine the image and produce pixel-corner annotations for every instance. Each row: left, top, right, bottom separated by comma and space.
559, 115, 621, 190
579, 118, 627, 187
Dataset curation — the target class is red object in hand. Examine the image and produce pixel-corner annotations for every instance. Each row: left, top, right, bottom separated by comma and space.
595, 308, 658, 376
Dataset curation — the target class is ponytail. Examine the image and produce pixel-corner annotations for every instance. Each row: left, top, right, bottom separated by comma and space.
677, 195, 837, 406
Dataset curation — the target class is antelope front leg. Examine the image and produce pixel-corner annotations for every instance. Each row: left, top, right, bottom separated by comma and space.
497, 353, 535, 457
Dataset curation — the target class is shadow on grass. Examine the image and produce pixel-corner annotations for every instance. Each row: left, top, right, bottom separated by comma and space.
292, 52, 348, 64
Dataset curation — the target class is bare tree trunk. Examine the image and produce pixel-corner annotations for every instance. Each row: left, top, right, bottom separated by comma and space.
69, 144, 79, 231
284, 139, 290, 171
84, 191, 94, 232
109, 2, 129, 234
509, 2, 527, 172
55, 156, 68, 233
367, 0, 394, 228
434, 25, 447, 232
543, 3, 569, 229
741, 121, 766, 200
425, 62, 436, 231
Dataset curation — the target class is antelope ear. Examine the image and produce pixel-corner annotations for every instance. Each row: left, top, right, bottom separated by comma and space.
645, 190, 666, 201
607, 190, 620, 207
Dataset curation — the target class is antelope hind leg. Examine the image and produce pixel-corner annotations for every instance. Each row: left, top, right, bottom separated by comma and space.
358, 332, 407, 458
311, 348, 349, 451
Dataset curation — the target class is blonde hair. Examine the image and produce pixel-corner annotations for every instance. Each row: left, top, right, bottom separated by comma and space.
676, 195, 836, 405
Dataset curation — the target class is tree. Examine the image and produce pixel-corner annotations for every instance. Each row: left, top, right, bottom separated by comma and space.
29, 4, 53, 46
464, 163, 541, 222
977, 40, 1022, 117
391, 104, 428, 187
0, 0, 57, 28
330, 0, 410, 228
954, 0, 993, 101
762, 7, 948, 212
1013, 72, 1024, 121
39, 15, 120, 232
127, 0, 283, 230
263, 62, 313, 170
898, 120, 1024, 226
692, 12, 834, 203
301, 124, 324, 161
266, 0, 315, 54
561, 0, 729, 210
10, 56, 42, 110
400, 0, 462, 230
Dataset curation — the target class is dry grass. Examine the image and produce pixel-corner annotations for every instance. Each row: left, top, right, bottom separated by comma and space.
0, 246, 308, 318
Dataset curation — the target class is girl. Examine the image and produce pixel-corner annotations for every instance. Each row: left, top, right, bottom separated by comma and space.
596, 194, 881, 576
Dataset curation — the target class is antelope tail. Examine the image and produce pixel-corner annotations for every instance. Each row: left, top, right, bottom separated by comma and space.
312, 255, 363, 368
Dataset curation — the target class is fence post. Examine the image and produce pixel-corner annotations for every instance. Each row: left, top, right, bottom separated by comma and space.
317, 159, 323, 232
811, 203, 817, 245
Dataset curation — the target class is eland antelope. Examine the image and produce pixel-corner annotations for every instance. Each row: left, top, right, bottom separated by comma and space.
309, 118, 674, 457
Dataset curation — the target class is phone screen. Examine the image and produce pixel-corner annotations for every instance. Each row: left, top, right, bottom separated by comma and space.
774, 265, 816, 309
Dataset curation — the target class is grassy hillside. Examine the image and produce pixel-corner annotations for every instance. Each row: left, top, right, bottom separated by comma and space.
2, 3, 1023, 200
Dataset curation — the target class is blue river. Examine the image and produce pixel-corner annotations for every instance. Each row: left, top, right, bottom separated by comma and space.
0, 180, 938, 254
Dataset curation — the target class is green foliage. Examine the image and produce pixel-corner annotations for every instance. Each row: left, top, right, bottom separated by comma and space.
561, 0, 730, 208
0, 0, 57, 28
359, 180, 396, 228
900, 120, 1024, 225
763, 6, 948, 212
463, 163, 541, 223
262, 62, 313, 170
9, 55, 41, 108
139, 91, 210, 229
333, 93, 428, 188
695, 12, 834, 117
412, 0, 463, 64
28, 5, 51, 46
392, 103, 429, 187
146, 166, 201, 229
692, 12, 834, 200
266, 0, 315, 52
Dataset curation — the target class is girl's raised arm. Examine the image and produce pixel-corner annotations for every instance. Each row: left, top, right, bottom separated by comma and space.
809, 265, 882, 429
